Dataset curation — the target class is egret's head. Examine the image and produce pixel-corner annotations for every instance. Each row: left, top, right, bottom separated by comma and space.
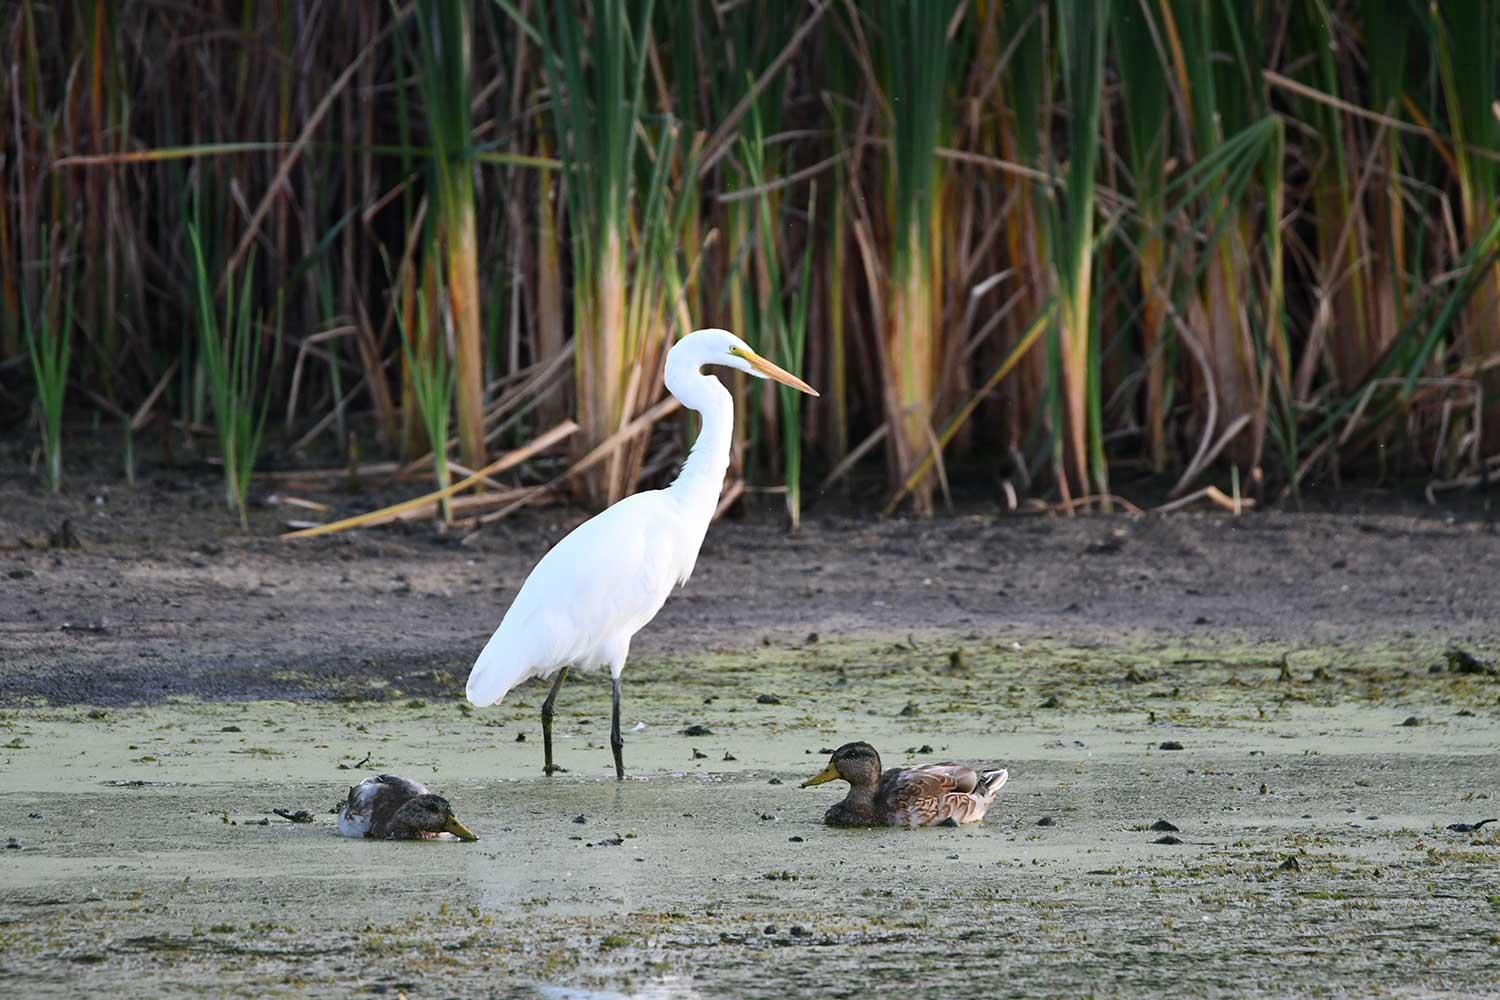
676, 328, 819, 396
801, 741, 882, 792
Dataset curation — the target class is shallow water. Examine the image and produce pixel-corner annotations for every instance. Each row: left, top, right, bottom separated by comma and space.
3, 637, 1499, 996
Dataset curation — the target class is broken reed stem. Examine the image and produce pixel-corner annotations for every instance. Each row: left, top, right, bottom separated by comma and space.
477, 395, 683, 526
280, 419, 577, 539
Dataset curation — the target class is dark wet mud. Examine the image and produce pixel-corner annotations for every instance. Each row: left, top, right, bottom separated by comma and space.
2, 469, 1497, 707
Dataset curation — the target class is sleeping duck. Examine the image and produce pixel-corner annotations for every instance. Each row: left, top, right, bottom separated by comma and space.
800, 741, 1008, 828
336, 774, 478, 841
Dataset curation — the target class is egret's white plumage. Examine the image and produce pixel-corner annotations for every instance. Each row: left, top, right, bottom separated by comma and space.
465, 329, 816, 778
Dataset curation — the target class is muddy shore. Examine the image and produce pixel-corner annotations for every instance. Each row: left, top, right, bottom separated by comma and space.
2, 471, 1499, 996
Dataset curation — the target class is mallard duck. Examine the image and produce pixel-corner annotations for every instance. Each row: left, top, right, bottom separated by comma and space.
335, 774, 478, 841
800, 742, 1008, 828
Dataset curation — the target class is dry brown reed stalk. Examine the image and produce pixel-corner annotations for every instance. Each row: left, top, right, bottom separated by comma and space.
280, 419, 577, 539
475, 395, 683, 525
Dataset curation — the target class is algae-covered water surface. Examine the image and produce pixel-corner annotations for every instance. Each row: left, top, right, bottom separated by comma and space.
3, 636, 1500, 997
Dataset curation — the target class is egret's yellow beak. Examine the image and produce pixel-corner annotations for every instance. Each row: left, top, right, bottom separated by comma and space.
733, 347, 819, 396
800, 763, 841, 788
444, 816, 479, 842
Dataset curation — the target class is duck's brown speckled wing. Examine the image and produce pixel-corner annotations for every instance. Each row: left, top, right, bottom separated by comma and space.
878, 764, 1008, 827
365, 775, 429, 838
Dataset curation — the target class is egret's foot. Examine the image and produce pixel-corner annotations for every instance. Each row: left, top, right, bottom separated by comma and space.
543, 763, 568, 776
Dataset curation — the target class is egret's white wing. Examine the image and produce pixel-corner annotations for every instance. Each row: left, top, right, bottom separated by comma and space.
465, 491, 691, 706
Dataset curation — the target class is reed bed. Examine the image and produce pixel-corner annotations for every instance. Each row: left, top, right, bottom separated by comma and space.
4, 0, 1498, 528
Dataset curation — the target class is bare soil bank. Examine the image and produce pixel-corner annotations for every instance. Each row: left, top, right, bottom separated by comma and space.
1, 469, 1495, 705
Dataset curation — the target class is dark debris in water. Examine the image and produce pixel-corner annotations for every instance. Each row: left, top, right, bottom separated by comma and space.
1149, 819, 1180, 832
60, 620, 109, 634
681, 724, 713, 737
272, 809, 313, 824
1445, 648, 1496, 675
1158, 740, 1184, 750
572, 815, 587, 825
587, 835, 624, 848
1036, 816, 1056, 827
1279, 856, 1301, 872
1038, 694, 1062, 709
1153, 835, 1183, 845
1399, 716, 1422, 727
756, 694, 782, 705
767, 778, 783, 785
1445, 819, 1497, 833
692, 748, 708, 760
102, 780, 172, 787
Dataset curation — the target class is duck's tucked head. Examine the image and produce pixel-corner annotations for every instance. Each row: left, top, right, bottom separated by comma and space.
388, 793, 479, 841
801, 741, 882, 791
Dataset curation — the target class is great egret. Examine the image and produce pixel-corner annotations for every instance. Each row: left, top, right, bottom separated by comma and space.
466, 329, 817, 779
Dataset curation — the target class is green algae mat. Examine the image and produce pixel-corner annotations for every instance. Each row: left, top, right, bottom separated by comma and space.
3, 637, 1499, 997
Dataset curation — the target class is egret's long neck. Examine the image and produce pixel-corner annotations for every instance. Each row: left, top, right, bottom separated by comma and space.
664, 355, 733, 516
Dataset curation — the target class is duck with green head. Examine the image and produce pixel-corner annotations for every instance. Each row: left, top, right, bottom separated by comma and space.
336, 774, 478, 841
801, 742, 1008, 828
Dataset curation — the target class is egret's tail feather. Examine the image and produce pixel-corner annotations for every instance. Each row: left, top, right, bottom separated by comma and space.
465, 632, 531, 707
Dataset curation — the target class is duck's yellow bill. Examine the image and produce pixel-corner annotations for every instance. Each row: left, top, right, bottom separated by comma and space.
736, 347, 819, 397
800, 763, 840, 788
445, 817, 479, 842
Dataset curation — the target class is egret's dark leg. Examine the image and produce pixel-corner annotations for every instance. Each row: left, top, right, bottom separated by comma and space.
610, 675, 625, 781
541, 666, 569, 776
